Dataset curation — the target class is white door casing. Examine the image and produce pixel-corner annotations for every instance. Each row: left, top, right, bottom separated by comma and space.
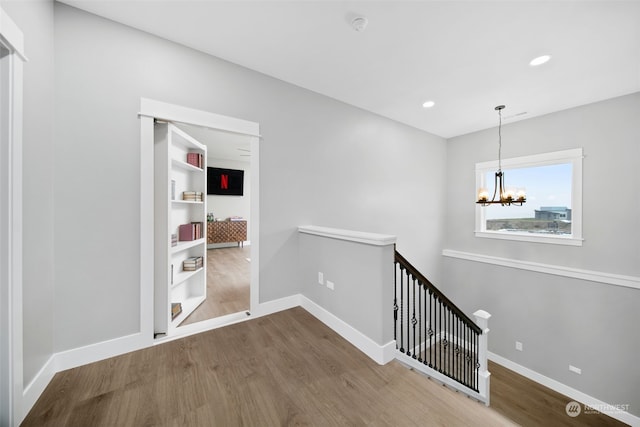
139, 98, 261, 340
0, 6, 27, 426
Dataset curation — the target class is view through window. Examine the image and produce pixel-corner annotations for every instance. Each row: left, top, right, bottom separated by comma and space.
484, 163, 572, 235
475, 148, 583, 245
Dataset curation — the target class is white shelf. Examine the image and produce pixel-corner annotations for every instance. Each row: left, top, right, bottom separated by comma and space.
172, 158, 204, 172
155, 122, 207, 337
171, 267, 203, 289
172, 199, 204, 205
171, 238, 205, 254
170, 295, 206, 326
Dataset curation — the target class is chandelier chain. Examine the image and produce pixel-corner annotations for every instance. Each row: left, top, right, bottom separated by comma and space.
497, 106, 502, 172
476, 104, 526, 206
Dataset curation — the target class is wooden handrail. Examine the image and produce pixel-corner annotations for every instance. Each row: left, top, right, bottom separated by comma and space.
394, 250, 482, 335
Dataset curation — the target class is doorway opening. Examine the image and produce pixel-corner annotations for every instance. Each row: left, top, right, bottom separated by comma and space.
174, 124, 252, 328
139, 99, 260, 340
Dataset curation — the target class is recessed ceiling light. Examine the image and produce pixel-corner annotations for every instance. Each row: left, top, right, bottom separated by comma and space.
530, 55, 551, 66
422, 100, 435, 108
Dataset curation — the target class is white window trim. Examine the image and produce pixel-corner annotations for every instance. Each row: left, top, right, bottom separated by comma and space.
475, 148, 583, 246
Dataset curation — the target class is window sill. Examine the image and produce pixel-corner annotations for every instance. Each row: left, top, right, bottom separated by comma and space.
474, 231, 583, 246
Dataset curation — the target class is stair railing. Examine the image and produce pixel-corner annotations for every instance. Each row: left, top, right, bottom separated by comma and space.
394, 250, 491, 404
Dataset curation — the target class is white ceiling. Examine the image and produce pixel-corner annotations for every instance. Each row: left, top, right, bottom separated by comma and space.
60, 0, 640, 138
176, 123, 252, 163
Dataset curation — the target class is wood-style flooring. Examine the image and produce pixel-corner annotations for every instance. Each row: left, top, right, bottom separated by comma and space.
180, 246, 250, 327
22, 308, 628, 426
489, 360, 627, 427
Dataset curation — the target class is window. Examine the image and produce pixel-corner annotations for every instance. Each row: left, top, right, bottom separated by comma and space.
475, 148, 583, 246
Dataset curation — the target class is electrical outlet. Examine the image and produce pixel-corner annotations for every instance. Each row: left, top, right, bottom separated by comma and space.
318, 272, 324, 285
326, 280, 335, 290
515, 341, 523, 351
569, 365, 582, 375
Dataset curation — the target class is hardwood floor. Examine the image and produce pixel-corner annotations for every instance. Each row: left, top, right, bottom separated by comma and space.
489, 360, 627, 427
22, 308, 628, 426
23, 308, 515, 426
179, 246, 250, 327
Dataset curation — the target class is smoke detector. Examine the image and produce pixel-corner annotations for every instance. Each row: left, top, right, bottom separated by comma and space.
351, 16, 368, 32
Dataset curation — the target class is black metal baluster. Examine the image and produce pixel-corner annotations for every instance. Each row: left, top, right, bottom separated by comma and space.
442, 305, 446, 375
461, 319, 464, 383
434, 299, 438, 371
433, 297, 437, 370
406, 270, 410, 357
418, 281, 422, 363
468, 326, 472, 389
464, 328, 472, 384
393, 261, 398, 347
438, 298, 442, 373
399, 265, 404, 353
448, 308, 451, 376
425, 285, 429, 366
423, 283, 428, 365
456, 314, 459, 381
463, 323, 467, 386
467, 329, 475, 387
444, 306, 449, 376
410, 276, 417, 358
430, 289, 434, 368
448, 308, 452, 377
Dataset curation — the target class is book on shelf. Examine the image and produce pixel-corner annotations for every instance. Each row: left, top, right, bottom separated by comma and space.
171, 234, 178, 247
229, 216, 245, 222
178, 223, 203, 241
182, 191, 203, 202
183, 256, 203, 271
171, 302, 182, 320
195, 221, 204, 239
171, 180, 176, 200
186, 152, 203, 169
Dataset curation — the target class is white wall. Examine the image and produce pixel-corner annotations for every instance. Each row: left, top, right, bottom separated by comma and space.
299, 232, 394, 346
52, 4, 447, 352
0, 0, 55, 388
443, 93, 640, 416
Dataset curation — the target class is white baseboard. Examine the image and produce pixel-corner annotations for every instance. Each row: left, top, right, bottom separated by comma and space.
252, 294, 301, 318
54, 332, 147, 373
300, 295, 395, 365
21, 355, 56, 421
20, 332, 147, 423
489, 352, 640, 426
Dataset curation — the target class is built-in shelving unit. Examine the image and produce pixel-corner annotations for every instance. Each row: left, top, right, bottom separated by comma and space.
154, 122, 207, 336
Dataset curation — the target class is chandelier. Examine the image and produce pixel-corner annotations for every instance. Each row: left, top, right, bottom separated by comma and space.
476, 105, 526, 206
